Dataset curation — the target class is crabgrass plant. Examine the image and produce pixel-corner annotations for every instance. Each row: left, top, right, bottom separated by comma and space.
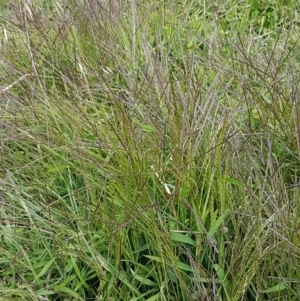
1, 0, 300, 300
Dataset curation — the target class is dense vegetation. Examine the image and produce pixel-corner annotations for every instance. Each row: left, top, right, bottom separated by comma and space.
1, 0, 300, 300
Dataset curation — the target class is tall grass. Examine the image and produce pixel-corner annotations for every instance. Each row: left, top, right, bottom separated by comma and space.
1, 0, 300, 300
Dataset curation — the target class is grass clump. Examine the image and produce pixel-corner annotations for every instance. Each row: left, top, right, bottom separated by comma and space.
1, 0, 300, 300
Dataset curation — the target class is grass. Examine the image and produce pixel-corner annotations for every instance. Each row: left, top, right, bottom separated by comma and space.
1, 0, 300, 300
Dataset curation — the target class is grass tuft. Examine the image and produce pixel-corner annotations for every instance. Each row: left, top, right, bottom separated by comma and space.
1, 0, 300, 300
